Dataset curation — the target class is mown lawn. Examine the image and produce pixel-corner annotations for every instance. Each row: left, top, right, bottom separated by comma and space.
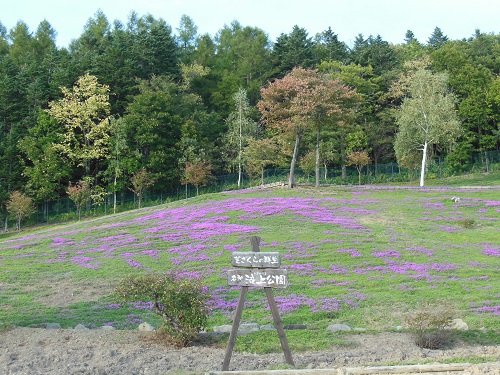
0, 182, 498, 352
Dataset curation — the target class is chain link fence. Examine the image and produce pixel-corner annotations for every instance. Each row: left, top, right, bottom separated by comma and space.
2, 150, 499, 229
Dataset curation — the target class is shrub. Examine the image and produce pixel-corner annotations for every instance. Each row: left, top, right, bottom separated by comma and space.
115, 272, 210, 346
405, 302, 455, 349
66, 180, 91, 220
6, 191, 35, 231
457, 218, 476, 229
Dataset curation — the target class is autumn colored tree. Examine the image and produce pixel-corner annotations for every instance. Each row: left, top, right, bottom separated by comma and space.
130, 169, 154, 209
6, 191, 35, 230
347, 151, 370, 185
308, 73, 357, 187
259, 67, 356, 188
66, 180, 91, 220
182, 161, 212, 196
258, 68, 311, 188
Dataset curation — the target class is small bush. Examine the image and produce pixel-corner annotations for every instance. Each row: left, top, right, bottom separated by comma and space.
115, 272, 210, 347
457, 218, 476, 229
405, 302, 455, 349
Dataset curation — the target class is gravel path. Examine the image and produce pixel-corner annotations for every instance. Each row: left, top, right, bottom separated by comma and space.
1, 328, 498, 374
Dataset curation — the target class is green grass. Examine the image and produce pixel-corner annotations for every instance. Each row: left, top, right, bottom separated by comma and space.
0, 176, 499, 354
424, 170, 500, 186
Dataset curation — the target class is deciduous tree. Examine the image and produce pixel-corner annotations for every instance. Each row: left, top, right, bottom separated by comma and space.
347, 151, 370, 185
130, 168, 154, 209
47, 73, 112, 178
66, 180, 91, 220
6, 191, 35, 230
182, 161, 212, 196
394, 68, 461, 186
225, 88, 257, 187
243, 138, 279, 185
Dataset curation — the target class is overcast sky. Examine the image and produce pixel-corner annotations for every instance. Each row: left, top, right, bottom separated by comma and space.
2, 0, 499, 47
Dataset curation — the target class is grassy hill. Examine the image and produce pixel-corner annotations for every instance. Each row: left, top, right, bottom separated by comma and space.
1, 183, 499, 352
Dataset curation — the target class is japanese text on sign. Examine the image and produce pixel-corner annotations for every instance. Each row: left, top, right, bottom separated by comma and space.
231, 251, 281, 268
227, 269, 288, 288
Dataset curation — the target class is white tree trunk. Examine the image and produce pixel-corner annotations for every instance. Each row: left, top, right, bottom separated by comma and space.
237, 100, 243, 188
315, 128, 320, 188
113, 174, 117, 214
420, 141, 428, 187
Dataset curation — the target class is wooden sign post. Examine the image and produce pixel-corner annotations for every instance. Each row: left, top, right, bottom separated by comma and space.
222, 236, 294, 371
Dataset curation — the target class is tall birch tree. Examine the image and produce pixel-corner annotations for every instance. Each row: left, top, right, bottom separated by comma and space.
394, 68, 460, 186
225, 88, 256, 188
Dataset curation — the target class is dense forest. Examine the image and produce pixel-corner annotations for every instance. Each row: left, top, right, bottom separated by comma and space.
0, 11, 499, 224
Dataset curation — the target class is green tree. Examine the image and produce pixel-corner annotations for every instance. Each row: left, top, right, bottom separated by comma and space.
404, 30, 417, 44
105, 117, 129, 214
431, 39, 498, 170
394, 69, 461, 186
19, 112, 70, 221
176, 14, 198, 63
427, 27, 448, 49
350, 34, 399, 75
210, 21, 272, 114
121, 75, 213, 190
225, 88, 257, 187
313, 27, 349, 63
47, 73, 112, 178
243, 138, 280, 185
130, 168, 154, 209
300, 150, 316, 182
272, 25, 315, 75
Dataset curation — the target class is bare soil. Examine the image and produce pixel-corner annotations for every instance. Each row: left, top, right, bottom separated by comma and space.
0, 328, 498, 374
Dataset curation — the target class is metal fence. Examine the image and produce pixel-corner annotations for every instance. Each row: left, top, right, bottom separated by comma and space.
2, 149, 499, 229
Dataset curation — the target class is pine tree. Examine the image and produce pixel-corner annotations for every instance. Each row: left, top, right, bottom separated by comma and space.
427, 27, 448, 48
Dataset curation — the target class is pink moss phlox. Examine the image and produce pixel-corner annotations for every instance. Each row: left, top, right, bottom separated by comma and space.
482, 243, 500, 257
474, 305, 500, 315
51, 237, 75, 247
338, 248, 362, 257
484, 200, 500, 207
72, 255, 99, 269
372, 250, 400, 258
406, 246, 434, 257
141, 249, 159, 258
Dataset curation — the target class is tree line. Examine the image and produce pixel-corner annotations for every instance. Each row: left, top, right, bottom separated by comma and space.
0, 11, 499, 229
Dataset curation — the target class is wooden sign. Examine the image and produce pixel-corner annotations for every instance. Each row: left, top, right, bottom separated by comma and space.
223, 236, 294, 371
231, 251, 281, 268
228, 268, 288, 288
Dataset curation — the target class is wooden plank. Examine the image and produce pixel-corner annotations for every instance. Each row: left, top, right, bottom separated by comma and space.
341, 363, 470, 374
231, 251, 281, 268
208, 362, 475, 374
222, 286, 248, 371
265, 288, 294, 367
250, 236, 261, 252
228, 268, 288, 288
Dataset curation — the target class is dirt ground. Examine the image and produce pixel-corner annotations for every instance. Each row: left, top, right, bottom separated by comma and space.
0, 328, 498, 374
